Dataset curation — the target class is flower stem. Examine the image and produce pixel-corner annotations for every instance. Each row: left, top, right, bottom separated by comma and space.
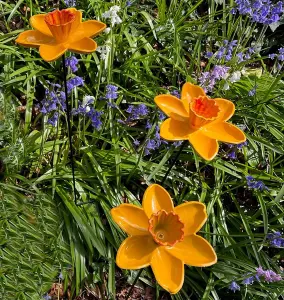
125, 269, 143, 300
161, 141, 187, 184
62, 54, 77, 205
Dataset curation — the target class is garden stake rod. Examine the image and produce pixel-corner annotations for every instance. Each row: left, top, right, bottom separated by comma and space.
161, 140, 187, 184
62, 54, 77, 205
126, 140, 187, 300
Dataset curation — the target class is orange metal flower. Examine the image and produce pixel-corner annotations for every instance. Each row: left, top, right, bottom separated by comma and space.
111, 184, 217, 294
154, 83, 246, 160
16, 8, 106, 62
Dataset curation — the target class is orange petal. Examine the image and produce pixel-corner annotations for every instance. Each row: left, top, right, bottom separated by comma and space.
116, 236, 157, 269
166, 235, 217, 267
202, 122, 246, 143
174, 202, 207, 235
68, 37, 97, 53
142, 184, 174, 219
151, 247, 184, 294
67, 8, 82, 34
181, 83, 206, 113
30, 14, 52, 36
188, 130, 219, 160
81, 20, 107, 38
160, 118, 191, 141
66, 13, 105, 43
154, 95, 188, 120
212, 98, 235, 123
39, 43, 67, 62
111, 204, 149, 236
16, 30, 54, 47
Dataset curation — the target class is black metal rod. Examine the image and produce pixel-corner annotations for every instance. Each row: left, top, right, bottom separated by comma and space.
62, 54, 77, 205
125, 269, 143, 300
161, 140, 187, 184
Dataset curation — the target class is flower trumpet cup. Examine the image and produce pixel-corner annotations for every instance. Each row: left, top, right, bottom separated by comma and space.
16, 8, 106, 62
154, 83, 246, 160
111, 184, 217, 294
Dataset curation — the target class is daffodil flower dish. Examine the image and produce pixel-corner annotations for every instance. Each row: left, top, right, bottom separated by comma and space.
16, 8, 106, 62
155, 83, 246, 160
111, 184, 217, 294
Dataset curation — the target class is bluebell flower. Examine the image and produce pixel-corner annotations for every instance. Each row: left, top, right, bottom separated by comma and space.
216, 47, 226, 59
136, 104, 148, 116
270, 238, 284, 247
242, 276, 254, 285
264, 270, 282, 282
248, 47, 255, 54
268, 53, 276, 59
244, 53, 251, 60
228, 281, 240, 292
67, 76, 84, 93
232, 0, 284, 25
146, 139, 156, 150
158, 111, 166, 120
145, 120, 152, 129
86, 108, 103, 130
64, 0, 76, 6
246, 175, 268, 191
199, 67, 230, 93
173, 141, 183, 147
205, 51, 213, 58
126, 104, 149, 120
171, 90, 181, 99
42, 294, 51, 300
107, 101, 118, 108
106, 84, 118, 100
228, 40, 238, 51
65, 56, 79, 73
256, 267, 265, 277
256, 266, 282, 282
237, 52, 244, 63
267, 231, 284, 248
72, 95, 94, 115
236, 141, 248, 149
225, 53, 232, 61
133, 139, 140, 146
248, 87, 256, 96
47, 112, 59, 127
278, 47, 284, 61
39, 86, 62, 115
227, 150, 237, 159
59, 272, 64, 280
126, 0, 132, 6
212, 65, 230, 80
126, 105, 134, 114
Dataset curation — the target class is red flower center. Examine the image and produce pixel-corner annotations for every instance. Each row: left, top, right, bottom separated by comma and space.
189, 96, 220, 128
45, 9, 76, 42
45, 9, 75, 26
148, 210, 184, 247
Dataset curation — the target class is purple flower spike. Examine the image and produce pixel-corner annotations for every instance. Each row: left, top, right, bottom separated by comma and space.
228, 281, 240, 292
65, 56, 79, 73
106, 84, 118, 100
171, 90, 181, 99
242, 276, 254, 285
67, 76, 84, 93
